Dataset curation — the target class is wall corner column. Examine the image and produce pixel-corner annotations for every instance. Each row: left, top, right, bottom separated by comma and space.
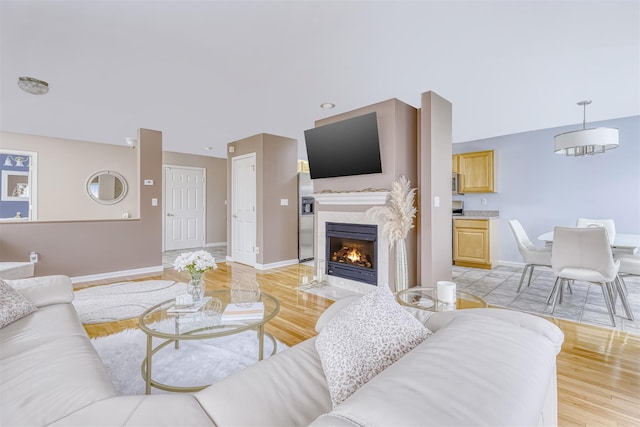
418, 91, 453, 285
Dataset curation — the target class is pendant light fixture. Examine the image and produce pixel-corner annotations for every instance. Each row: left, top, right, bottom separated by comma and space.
554, 100, 619, 156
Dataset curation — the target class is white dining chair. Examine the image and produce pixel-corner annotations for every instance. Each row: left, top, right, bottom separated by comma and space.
550, 226, 633, 327
576, 218, 616, 245
615, 253, 640, 296
508, 219, 552, 292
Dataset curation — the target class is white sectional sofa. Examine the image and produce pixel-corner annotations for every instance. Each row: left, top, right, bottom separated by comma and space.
1, 275, 564, 427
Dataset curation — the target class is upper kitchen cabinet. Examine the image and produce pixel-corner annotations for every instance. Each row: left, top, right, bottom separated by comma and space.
452, 154, 459, 174
458, 150, 496, 193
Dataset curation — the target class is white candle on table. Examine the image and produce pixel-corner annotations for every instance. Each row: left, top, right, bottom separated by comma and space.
437, 281, 456, 304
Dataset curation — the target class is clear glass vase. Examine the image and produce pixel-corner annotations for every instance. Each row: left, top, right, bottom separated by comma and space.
231, 279, 261, 307
395, 238, 409, 292
188, 272, 205, 301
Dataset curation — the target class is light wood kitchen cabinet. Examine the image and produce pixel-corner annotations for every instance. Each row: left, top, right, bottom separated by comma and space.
457, 150, 495, 193
453, 218, 499, 269
452, 154, 459, 174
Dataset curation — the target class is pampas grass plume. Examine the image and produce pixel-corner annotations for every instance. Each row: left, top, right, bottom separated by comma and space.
366, 176, 417, 247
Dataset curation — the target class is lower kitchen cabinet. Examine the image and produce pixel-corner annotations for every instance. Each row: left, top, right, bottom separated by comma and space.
453, 218, 499, 269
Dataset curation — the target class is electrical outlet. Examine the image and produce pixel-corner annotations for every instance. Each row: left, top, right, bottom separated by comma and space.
481, 198, 487, 206
29, 251, 38, 263
255, 247, 260, 254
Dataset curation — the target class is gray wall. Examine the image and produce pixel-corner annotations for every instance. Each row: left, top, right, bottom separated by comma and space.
453, 115, 640, 264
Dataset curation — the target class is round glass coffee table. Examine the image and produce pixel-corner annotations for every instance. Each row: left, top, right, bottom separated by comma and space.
138, 289, 280, 394
396, 286, 487, 312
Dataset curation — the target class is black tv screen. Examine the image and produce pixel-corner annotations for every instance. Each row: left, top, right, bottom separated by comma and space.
304, 112, 382, 179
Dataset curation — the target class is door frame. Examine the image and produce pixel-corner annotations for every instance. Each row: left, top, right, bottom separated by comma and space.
230, 152, 257, 266
162, 164, 207, 252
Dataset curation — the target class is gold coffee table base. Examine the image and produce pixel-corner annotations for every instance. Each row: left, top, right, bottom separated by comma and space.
140, 327, 278, 393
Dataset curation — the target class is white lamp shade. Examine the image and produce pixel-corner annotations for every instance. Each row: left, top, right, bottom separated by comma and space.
554, 127, 619, 156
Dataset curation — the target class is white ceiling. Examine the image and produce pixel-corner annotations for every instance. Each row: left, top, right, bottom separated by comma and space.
1, 1, 638, 159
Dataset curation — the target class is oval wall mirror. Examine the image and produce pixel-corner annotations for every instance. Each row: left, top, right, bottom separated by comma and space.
86, 170, 128, 205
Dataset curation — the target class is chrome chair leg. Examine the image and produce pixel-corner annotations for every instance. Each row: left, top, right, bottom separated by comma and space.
517, 265, 530, 293
527, 265, 535, 287
617, 274, 629, 296
614, 279, 634, 321
547, 277, 561, 304
551, 278, 563, 313
600, 282, 617, 327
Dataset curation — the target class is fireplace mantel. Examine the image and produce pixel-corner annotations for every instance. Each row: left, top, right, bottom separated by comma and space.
312, 191, 389, 206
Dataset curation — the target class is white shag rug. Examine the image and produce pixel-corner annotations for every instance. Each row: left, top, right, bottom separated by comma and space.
73, 280, 188, 324
91, 327, 287, 395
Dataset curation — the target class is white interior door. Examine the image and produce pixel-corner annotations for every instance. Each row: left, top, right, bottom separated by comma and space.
164, 166, 206, 251
231, 153, 256, 266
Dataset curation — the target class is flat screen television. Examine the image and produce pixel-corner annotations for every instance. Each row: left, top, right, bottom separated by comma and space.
304, 112, 382, 179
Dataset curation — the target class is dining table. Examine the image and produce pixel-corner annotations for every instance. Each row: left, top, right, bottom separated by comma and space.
538, 231, 640, 254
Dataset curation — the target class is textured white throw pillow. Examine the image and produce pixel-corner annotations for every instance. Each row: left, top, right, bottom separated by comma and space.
316, 285, 431, 407
0, 280, 37, 329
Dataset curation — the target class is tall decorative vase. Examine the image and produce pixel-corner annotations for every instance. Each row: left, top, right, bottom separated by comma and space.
188, 272, 205, 301
395, 238, 409, 292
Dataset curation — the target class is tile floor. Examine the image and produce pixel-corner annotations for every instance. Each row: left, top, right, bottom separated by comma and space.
162, 246, 227, 269
453, 265, 640, 335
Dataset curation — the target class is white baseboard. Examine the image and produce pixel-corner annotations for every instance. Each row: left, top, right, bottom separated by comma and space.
71, 265, 164, 284
205, 242, 227, 248
497, 260, 525, 268
255, 259, 299, 270
224, 257, 299, 271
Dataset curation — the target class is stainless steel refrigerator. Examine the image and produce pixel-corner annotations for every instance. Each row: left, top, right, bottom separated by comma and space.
298, 173, 314, 262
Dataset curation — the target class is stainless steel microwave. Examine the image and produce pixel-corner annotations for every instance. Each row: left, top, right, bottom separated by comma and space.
452, 173, 463, 195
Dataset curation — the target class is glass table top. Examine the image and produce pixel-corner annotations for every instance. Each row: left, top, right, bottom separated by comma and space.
138, 289, 280, 340
396, 286, 487, 311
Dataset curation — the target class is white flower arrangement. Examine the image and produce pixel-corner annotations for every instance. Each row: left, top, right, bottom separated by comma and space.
173, 250, 217, 276
366, 175, 417, 247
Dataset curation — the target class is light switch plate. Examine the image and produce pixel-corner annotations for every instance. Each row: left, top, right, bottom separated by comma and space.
151, 198, 158, 206
280, 199, 288, 206
434, 196, 440, 207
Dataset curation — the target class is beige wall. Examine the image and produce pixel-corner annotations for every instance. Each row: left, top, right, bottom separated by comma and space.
311, 98, 419, 287
0, 129, 163, 279
0, 132, 138, 220
418, 92, 453, 285
226, 133, 298, 267
312, 99, 417, 194
162, 151, 227, 245
261, 134, 298, 265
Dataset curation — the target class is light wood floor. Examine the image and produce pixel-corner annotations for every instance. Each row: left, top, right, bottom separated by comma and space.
79, 262, 640, 426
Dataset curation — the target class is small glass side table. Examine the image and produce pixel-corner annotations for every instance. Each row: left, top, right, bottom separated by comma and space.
396, 286, 487, 312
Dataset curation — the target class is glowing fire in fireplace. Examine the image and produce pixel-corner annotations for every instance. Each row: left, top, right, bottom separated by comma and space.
332, 246, 372, 268
346, 248, 364, 263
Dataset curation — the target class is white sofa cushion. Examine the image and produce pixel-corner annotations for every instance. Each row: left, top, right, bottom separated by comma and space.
310, 313, 558, 427
5, 275, 74, 307
0, 279, 37, 328
196, 337, 332, 426
315, 286, 431, 407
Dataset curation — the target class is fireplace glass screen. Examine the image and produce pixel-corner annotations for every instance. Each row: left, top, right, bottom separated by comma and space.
326, 222, 377, 286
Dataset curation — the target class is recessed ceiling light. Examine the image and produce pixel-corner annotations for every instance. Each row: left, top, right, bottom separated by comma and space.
205, 147, 214, 151
17, 77, 49, 95
320, 103, 335, 109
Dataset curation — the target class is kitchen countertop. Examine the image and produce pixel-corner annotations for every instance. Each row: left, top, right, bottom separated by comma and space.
453, 210, 499, 220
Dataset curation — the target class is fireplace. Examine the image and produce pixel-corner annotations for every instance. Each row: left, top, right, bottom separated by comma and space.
326, 222, 377, 286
